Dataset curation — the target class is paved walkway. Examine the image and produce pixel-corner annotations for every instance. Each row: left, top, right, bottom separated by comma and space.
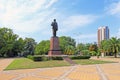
0, 58, 120, 80
0, 58, 14, 71
91, 56, 120, 63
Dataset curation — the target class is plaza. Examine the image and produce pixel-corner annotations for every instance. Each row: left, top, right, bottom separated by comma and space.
0, 57, 120, 80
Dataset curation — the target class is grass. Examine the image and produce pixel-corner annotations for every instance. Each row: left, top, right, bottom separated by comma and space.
5, 58, 70, 70
73, 59, 115, 65
5, 58, 116, 70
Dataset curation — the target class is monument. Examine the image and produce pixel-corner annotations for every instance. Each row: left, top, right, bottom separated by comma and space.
48, 19, 62, 56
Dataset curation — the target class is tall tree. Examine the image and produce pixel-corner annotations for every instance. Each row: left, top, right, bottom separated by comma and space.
13, 38, 25, 56
89, 44, 98, 52
77, 43, 85, 52
109, 37, 120, 58
0, 28, 18, 57
59, 36, 76, 54
35, 40, 50, 55
23, 38, 36, 56
100, 40, 111, 56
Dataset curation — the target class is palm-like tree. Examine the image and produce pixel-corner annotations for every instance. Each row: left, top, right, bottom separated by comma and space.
100, 40, 111, 55
109, 37, 120, 58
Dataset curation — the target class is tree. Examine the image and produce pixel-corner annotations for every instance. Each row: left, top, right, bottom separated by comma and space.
64, 46, 75, 55
100, 37, 120, 58
81, 50, 90, 56
89, 44, 98, 52
100, 40, 111, 57
109, 37, 120, 58
35, 40, 50, 55
23, 38, 36, 56
76, 43, 85, 52
0, 28, 18, 57
59, 36, 76, 54
13, 38, 25, 56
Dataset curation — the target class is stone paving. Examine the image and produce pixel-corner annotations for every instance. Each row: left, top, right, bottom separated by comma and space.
0, 58, 14, 71
0, 58, 120, 80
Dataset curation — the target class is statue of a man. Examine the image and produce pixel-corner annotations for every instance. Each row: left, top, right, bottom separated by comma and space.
51, 19, 58, 37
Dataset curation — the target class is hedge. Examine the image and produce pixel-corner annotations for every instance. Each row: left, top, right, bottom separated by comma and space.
69, 55, 91, 59
27, 55, 63, 61
51, 56, 63, 60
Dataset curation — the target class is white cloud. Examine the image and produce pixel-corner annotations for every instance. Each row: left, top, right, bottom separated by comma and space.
0, 0, 58, 33
45, 0, 58, 8
106, 1, 120, 17
61, 15, 98, 32
0, 0, 98, 43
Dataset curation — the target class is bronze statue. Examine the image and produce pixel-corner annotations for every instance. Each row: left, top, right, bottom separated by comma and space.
51, 19, 58, 37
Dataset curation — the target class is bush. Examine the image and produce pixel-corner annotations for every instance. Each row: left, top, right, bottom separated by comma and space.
70, 55, 91, 59
27, 55, 34, 60
33, 56, 43, 61
51, 56, 63, 60
27, 55, 63, 61
90, 51, 97, 56
81, 50, 90, 56
27, 55, 48, 61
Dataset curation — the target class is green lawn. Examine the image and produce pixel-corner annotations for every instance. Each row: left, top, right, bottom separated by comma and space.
73, 59, 115, 65
5, 58, 70, 70
5, 58, 116, 70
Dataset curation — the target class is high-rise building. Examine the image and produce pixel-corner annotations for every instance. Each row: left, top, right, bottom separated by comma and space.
97, 26, 109, 46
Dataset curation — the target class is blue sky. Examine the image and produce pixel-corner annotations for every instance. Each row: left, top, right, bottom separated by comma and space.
0, 0, 120, 43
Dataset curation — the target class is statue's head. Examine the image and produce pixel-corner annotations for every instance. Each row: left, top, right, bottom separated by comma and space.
54, 19, 56, 22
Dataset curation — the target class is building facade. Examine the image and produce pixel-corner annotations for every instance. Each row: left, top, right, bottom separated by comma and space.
97, 26, 109, 47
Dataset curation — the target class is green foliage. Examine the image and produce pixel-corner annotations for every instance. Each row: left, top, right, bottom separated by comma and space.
5, 58, 70, 70
74, 59, 115, 65
69, 55, 91, 59
27, 55, 63, 61
100, 37, 120, 58
23, 38, 36, 57
35, 40, 50, 55
27, 55, 34, 60
100, 40, 111, 53
64, 46, 75, 55
76, 43, 85, 52
89, 44, 98, 52
0, 27, 19, 57
89, 51, 97, 56
109, 37, 120, 58
59, 36, 76, 54
51, 56, 63, 60
76, 43, 92, 55
81, 50, 90, 56
27, 55, 47, 61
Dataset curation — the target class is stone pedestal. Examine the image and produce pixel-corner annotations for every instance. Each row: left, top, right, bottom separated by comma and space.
48, 36, 62, 56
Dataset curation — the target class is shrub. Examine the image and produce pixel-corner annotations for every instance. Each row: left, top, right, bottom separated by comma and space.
69, 55, 91, 59
42, 56, 49, 61
27, 55, 47, 61
81, 50, 90, 56
27, 55, 34, 60
51, 56, 63, 60
89, 51, 97, 56
33, 56, 43, 61
27, 55, 63, 61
